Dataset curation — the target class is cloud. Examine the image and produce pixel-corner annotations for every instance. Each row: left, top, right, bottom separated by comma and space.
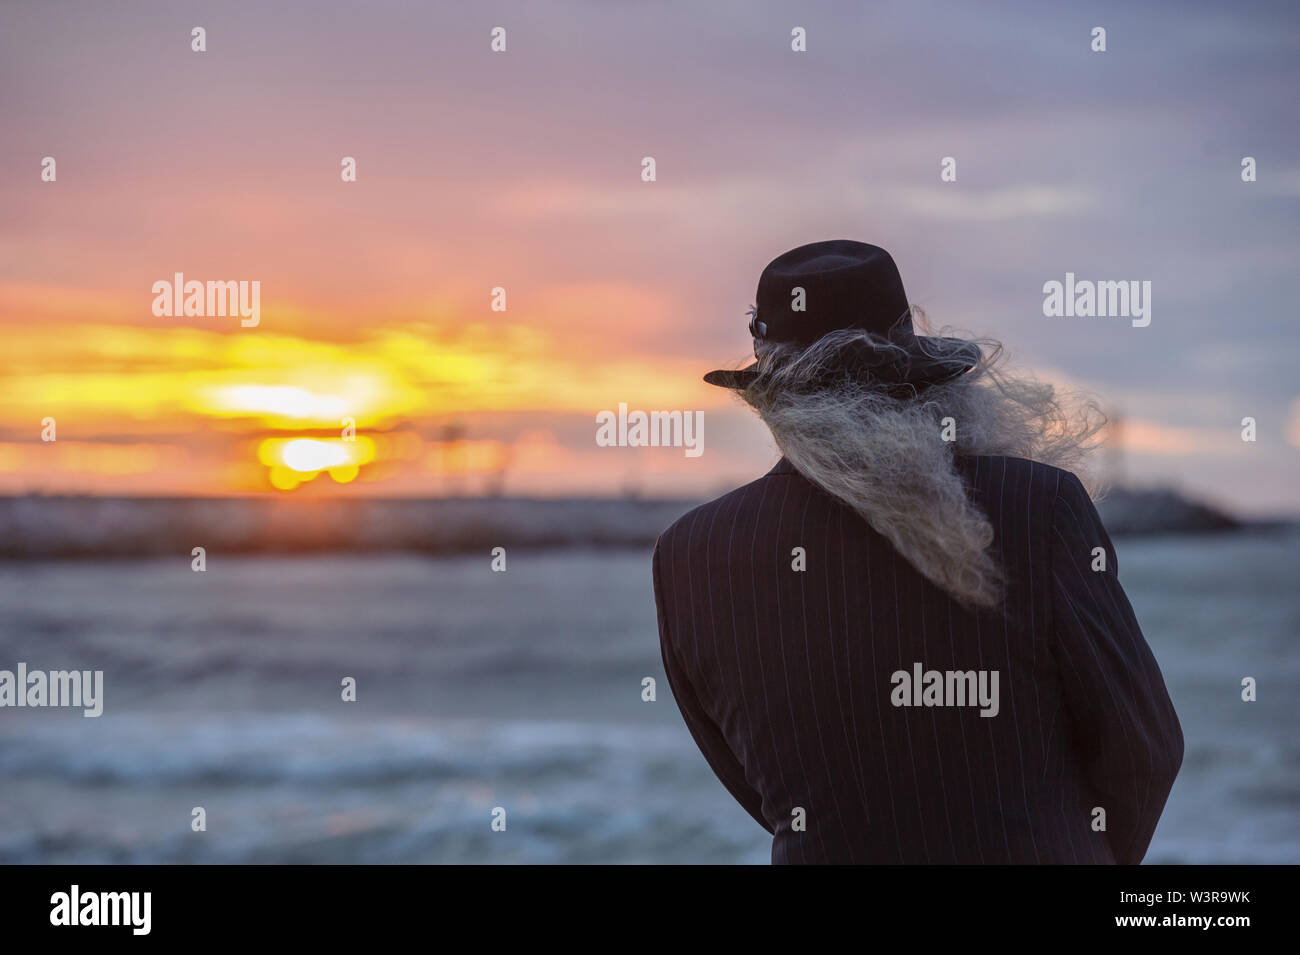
891, 185, 1092, 221
1119, 419, 1235, 457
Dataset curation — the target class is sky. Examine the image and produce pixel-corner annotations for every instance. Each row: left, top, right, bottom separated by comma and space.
1, 0, 1297, 513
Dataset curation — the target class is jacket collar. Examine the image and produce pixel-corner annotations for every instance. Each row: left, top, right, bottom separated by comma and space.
768, 453, 975, 479
766, 456, 798, 477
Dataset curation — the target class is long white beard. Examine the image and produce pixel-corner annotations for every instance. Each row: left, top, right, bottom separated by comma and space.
739, 327, 1106, 609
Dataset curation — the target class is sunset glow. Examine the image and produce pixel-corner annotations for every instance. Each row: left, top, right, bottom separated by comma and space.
1, 2, 1295, 511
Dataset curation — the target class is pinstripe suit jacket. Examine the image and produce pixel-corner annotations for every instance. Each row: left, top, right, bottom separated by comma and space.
652, 454, 1183, 864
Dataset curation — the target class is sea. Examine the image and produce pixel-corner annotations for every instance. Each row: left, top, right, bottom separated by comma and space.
1, 528, 1297, 864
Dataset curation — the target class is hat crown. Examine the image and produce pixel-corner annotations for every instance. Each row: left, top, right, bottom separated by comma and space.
702, 238, 980, 391
752, 240, 912, 345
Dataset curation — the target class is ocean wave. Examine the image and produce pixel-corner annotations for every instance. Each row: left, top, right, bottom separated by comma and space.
0, 713, 686, 786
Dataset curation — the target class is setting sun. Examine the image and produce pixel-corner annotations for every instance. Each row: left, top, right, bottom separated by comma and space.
257, 435, 377, 490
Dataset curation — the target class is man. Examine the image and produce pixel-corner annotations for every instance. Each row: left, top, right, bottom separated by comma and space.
651, 240, 1183, 864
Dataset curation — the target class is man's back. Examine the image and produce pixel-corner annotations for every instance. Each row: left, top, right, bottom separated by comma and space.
652, 454, 1183, 864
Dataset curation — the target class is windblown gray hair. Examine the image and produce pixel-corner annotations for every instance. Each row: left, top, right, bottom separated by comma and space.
738, 309, 1107, 609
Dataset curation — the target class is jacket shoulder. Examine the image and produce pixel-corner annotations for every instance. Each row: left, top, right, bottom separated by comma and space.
655, 470, 783, 556
962, 454, 1083, 500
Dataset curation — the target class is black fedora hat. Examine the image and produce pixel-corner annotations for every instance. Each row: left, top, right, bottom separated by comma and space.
703, 240, 981, 390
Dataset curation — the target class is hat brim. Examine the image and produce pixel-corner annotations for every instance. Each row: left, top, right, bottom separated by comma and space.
703, 367, 760, 388
703, 336, 981, 391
